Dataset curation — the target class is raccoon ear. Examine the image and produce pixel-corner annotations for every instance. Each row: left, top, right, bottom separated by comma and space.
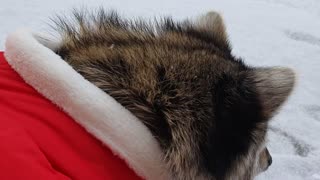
195, 11, 229, 50
252, 67, 295, 118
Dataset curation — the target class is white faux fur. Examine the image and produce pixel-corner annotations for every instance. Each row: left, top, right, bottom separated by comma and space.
4, 29, 169, 180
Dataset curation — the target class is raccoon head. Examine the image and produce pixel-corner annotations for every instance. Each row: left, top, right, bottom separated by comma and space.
193, 12, 295, 180
197, 66, 295, 180
249, 67, 295, 176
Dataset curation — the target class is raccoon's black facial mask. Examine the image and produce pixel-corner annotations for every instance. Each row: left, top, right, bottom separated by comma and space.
54, 9, 295, 180
204, 72, 264, 178
203, 67, 294, 179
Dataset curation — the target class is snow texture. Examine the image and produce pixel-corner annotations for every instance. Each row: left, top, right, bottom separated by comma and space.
0, 0, 319, 179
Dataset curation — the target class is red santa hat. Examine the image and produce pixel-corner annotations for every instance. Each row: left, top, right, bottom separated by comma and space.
3, 29, 170, 180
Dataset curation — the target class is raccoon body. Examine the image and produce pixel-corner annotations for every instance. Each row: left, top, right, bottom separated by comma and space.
54, 9, 295, 180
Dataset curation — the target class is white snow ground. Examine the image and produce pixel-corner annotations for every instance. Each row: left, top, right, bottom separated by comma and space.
0, 0, 319, 179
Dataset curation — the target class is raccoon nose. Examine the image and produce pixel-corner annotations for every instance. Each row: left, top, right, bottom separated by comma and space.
268, 156, 272, 166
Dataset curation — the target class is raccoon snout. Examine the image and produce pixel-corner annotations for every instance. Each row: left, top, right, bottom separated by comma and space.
267, 154, 272, 167
258, 147, 273, 173
262, 148, 272, 171
266, 148, 272, 168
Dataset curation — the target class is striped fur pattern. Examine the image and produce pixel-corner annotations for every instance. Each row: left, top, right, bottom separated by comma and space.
53, 9, 295, 179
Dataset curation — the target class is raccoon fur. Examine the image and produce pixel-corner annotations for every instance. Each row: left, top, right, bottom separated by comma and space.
52, 9, 295, 180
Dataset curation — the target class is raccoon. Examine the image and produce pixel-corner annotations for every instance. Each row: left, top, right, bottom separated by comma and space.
53, 9, 295, 180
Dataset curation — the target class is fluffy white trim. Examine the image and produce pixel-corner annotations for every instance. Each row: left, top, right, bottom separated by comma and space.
4, 29, 169, 180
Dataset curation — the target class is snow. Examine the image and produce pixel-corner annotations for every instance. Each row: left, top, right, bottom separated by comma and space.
1, 0, 319, 179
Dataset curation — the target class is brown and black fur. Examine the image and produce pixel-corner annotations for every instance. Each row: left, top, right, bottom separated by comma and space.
52, 9, 295, 180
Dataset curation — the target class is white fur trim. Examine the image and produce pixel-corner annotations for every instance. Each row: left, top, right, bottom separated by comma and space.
4, 29, 169, 180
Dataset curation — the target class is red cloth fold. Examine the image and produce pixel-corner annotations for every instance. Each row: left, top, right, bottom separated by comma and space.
0, 52, 142, 180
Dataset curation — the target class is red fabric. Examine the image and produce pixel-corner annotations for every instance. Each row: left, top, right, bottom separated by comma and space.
0, 52, 142, 180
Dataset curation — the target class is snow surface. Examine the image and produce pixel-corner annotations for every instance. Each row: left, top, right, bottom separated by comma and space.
0, 0, 319, 179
